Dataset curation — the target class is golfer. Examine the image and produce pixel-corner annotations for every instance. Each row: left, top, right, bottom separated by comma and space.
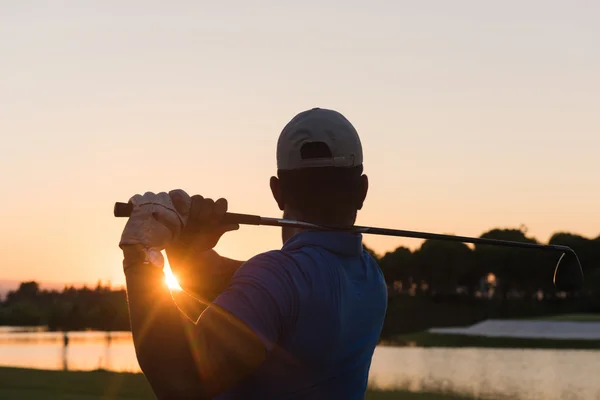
119, 108, 388, 399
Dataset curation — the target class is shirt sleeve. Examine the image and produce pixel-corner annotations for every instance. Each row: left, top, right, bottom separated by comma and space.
212, 251, 299, 352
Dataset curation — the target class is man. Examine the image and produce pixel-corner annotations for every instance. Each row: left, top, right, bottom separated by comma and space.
119, 108, 388, 399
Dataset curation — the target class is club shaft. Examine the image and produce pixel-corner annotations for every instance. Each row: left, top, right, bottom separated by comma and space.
114, 202, 573, 254
256, 218, 571, 253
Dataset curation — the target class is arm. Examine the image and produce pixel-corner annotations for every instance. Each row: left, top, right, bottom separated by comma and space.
167, 249, 245, 321
123, 246, 267, 399
163, 191, 245, 303
167, 248, 244, 303
119, 190, 280, 399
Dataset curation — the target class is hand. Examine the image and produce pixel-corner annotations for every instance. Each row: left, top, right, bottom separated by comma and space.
165, 190, 240, 295
167, 189, 239, 253
119, 191, 186, 268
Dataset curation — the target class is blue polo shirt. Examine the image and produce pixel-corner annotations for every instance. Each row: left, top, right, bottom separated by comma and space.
213, 230, 388, 400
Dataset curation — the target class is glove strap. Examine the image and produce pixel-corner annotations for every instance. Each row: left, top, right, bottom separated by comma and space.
122, 246, 165, 272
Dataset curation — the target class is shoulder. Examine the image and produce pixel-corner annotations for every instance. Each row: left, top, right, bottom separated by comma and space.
244, 249, 295, 266
235, 250, 295, 274
362, 250, 383, 272
226, 250, 306, 294
212, 250, 302, 352
233, 249, 306, 278
362, 250, 388, 297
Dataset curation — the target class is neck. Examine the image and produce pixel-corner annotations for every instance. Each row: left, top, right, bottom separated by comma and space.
280, 208, 357, 244
281, 209, 304, 244
281, 226, 302, 244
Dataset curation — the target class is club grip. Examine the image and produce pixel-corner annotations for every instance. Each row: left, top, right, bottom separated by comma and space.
114, 202, 134, 217
113, 202, 261, 226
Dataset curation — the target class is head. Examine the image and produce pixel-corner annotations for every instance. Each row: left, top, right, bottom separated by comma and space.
269, 108, 369, 241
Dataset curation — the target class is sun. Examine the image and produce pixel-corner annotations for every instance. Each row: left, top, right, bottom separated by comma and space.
163, 253, 183, 291
165, 269, 182, 291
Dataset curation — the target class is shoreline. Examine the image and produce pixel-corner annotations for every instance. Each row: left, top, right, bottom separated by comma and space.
382, 331, 600, 350
380, 316, 600, 350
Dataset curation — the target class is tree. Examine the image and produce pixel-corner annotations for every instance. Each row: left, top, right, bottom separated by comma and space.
6, 281, 40, 304
416, 239, 475, 295
379, 247, 415, 290
475, 228, 544, 300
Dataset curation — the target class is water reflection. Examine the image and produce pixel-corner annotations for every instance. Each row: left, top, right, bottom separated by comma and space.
368, 346, 600, 400
62, 332, 68, 371
1, 329, 600, 399
0, 329, 140, 372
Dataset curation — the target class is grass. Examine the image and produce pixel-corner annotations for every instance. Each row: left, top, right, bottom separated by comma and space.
0, 366, 475, 400
380, 313, 600, 349
528, 313, 600, 322
0, 367, 153, 400
366, 390, 475, 400
385, 331, 600, 350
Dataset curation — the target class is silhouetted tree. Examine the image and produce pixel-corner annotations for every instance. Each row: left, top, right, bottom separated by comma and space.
417, 240, 475, 295
379, 247, 415, 290
6, 281, 40, 304
476, 228, 544, 300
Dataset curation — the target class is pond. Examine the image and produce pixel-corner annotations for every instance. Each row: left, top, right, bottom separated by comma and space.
0, 327, 598, 400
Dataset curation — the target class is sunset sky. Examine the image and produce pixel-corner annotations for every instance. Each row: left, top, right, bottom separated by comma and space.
1, 1, 599, 287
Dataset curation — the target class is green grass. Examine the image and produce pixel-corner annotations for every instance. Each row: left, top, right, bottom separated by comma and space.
528, 313, 600, 322
366, 390, 476, 399
386, 331, 600, 350
0, 367, 475, 400
0, 367, 153, 400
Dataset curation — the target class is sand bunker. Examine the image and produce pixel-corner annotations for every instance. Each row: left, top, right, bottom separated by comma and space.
428, 320, 600, 340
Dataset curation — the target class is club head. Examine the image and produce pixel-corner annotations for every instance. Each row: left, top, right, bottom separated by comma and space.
553, 251, 584, 292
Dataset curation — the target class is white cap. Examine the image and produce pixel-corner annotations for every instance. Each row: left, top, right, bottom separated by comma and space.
276, 108, 363, 170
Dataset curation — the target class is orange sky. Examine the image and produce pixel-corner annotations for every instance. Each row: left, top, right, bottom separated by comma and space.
1, 1, 599, 287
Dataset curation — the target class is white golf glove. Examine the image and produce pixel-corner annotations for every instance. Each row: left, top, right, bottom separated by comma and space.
119, 191, 189, 268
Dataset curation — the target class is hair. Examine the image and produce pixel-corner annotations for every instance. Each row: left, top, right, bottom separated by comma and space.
277, 142, 365, 225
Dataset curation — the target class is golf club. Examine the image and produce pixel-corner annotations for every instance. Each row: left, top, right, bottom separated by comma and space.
113, 201, 584, 291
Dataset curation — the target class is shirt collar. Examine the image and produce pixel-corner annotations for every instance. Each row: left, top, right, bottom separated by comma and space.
282, 230, 364, 256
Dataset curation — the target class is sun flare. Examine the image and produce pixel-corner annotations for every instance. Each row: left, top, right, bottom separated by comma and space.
163, 255, 183, 291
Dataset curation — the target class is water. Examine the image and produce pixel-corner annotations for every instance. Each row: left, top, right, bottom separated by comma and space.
1, 327, 599, 400
0, 327, 139, 372
369, 346, 600, 400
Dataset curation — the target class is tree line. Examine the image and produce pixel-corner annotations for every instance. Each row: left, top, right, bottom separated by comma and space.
0, 281, 130, 331
368, 227, 600, 301
1, 226, 598, 332
368, 227, 600, 336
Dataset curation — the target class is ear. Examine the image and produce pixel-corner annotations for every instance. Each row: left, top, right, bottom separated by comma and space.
270, 176, 285, 210
357, 174, 369, 210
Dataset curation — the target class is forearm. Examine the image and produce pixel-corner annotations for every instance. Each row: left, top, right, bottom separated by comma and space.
123, 247, 204, 398
124, 247, 264, 399
118, 191, 257, 398
168, 248, 245, 302
172, 290, 210, 323
198, 250, 244, 294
